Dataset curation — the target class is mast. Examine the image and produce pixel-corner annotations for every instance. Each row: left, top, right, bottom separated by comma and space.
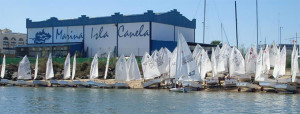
256, 0, 259, 49
235, 1, 238, 48
221, 23, 223, 43
203, 0, 206, 43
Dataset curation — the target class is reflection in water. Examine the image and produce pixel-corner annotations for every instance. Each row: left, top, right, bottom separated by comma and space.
0, 87, 299, 113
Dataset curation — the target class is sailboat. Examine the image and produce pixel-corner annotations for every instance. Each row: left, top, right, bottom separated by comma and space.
33, 54, 48, 86
274, 45, 297, 92
70, 53, 83, 87
169, 33, 201, 92
58, 53, 72, 86
47, 53, 58, 86
205, 48, 220, 86
85, 53, 99, 87
141, 52, 162, 88
16, 55, 34, 86
0, 55, 8, 85
114, 54, 129, 88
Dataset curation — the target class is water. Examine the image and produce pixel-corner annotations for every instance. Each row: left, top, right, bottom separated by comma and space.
0, 87, 299, 113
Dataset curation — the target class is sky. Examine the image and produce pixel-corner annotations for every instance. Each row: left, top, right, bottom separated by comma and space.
0, 0, 299, 48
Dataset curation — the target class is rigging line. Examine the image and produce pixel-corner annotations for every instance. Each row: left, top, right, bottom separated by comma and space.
193, 0, 202, 19
222, 25, 230, 45
212, 0, 230, 45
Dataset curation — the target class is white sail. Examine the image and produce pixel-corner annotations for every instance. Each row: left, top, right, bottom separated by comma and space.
90, 54, 98, 80
1, 55, 5, 78
46, 53, 54, 80
263, 45, 270, 74
71, 54, 76, 80
211, 48, 218, 77
269, 42, 277, 67
229, 47, 245, 76
169, 47, 177, 79
255, 48, 264, 81
272, 47, 281, 79
279, 46, 286, 76
217, 43, 231, 73
193, 44, 202, 60
176, 33, 201, 82
245, 46, 257, 74
63, 53, 71, 79
291, 45, 298, 82
17, 55, 31, 80
127, 54, 141, 81
104, 50, 111, 79
197, 49, 212, 80
158, 47, 169, 74
115, 55, 128, 81
34, 54, 38, 80
141, 52, 160, 80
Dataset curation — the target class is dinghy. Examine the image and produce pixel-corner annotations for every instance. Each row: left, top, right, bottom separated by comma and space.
141, 52, 162, 88
58, 53, 71, 86
33, 55, 48, 86
69, 54, 83, 87
46, 54, 57, 86
0, 55, 9, 85
115, 55, 129, 88
169, 33, 201, 92
16, 55, 33, 86
85, 53, 100, 87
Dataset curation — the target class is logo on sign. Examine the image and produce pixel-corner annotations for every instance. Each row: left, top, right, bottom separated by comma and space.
118, 24, 149, 38
30, 29, 52, 44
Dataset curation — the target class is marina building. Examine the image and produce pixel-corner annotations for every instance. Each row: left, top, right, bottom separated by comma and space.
17, 9, 197, 57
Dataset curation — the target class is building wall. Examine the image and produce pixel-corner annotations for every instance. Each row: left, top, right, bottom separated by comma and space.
0, 33, 27, 54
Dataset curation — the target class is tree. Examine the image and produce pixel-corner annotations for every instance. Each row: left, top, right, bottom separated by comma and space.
210, 40, 221, 45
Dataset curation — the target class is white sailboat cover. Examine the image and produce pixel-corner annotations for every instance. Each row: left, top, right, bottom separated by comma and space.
141, 52, 160, 80
90, 54, 98, 80
34, 55, 38, 80
229, 47, 245, 76
291, 45, 298, 82
115, 55, 128, 81
279, 46, 286, 76
269, 42, 277, 67
46, 54, 54, 80
176, 33, 201, 82
63, 53, 71, 79
272, 47, 281, 79
211, 48, 218, 77
245, 46, 257, 74
127, 54, 141, 81
255, 48, 265, 81
104, 50, 111, 79
17, 55, 31, 80
1, 55, 5, 78
71, 54, 76, 80
169, 47, 177, 79
263, 45, 270, 74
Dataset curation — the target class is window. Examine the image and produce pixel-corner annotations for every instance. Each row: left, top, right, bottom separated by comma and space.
3, 37, 9, 48
11, 37, 16, 48
18, 38, 24, 45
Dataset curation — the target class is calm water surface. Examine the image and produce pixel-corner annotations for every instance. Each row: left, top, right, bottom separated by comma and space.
0, 87, 299, 113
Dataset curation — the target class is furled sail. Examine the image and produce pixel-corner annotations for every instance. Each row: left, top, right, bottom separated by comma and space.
104, 50, 111, 79
272, 47, 281, 79
263, 45, 270, 74
269, 42, 277, 67
63, 53, 71, 79
17, 55, 31, 80
211, 48, 218, 77
291, 45, 298, 82
169, 47, 177, 79
71, 54, 76, 80
255, 48, 264, 81
1, 55, 5, 78
46, 54, 54, 80
34, 55, 38, 80
89, 54, 98, 80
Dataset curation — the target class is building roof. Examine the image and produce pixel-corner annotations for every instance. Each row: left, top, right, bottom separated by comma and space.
26, 9, 196, 29
16, 43, 82, 48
